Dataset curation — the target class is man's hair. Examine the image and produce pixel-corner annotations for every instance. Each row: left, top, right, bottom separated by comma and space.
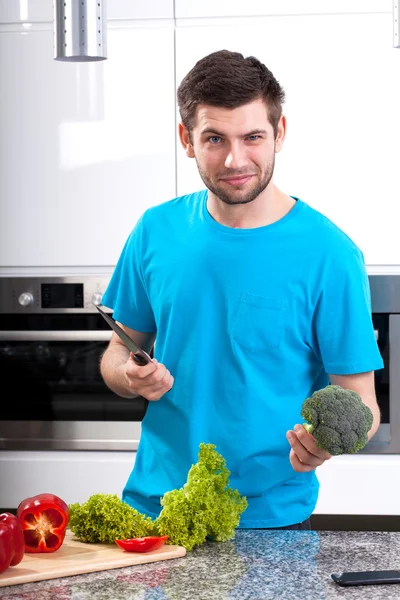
177, 49, 286, 138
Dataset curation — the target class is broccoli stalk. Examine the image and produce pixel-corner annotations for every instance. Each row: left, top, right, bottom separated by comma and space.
154, 442, 248, 551
301, 384, 374, 455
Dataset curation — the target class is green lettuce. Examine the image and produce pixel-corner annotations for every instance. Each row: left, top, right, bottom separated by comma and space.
68, 443, 248, 552
154, 442, 248, 551
68, 493, 155, 543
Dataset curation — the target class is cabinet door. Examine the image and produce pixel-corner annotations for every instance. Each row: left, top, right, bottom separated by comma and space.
0, 0, 174, 25
0, 24, 176, 267
175, 0, 389, 19
176, 12, 399, 265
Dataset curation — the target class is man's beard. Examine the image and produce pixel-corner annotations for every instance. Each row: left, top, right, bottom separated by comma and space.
196, 155, 275, 206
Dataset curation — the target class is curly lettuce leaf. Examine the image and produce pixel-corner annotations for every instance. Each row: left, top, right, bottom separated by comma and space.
154, 443, 248, 551
68, 493, 155, 543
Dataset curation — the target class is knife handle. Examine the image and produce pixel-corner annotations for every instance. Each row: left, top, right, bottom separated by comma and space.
133, 353, 150, 366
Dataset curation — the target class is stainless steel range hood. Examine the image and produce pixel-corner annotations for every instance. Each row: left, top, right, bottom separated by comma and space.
54, 0, 107, 62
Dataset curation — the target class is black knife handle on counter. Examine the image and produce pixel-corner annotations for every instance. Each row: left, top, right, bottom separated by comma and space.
332, 570, 400, 586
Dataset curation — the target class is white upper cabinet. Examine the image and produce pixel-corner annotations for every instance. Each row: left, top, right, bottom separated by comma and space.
175, 0, 391, 19
0, 23, 176, 267
0, 0, 174, 22
176, 12, 400, 265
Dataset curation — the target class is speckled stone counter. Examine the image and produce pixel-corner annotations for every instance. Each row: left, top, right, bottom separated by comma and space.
2, 530, 400, 600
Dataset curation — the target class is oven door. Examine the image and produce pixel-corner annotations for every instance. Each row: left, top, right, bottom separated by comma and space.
360, 313, 400, 453
0, 325, 147, 450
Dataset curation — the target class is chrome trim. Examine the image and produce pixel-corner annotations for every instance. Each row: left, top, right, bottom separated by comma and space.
0, 421, 142, 451
0, 331, 112, 342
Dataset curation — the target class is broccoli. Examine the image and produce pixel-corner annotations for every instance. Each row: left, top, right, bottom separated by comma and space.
301, 384, 373, 455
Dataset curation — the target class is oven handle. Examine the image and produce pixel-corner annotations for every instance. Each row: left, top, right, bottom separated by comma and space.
0, 331, 112, 342
2, 329, 380, 342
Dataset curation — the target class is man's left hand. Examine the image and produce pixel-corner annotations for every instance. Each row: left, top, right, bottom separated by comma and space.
286, 424, 332, 472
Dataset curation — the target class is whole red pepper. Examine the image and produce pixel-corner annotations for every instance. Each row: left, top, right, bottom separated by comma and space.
17, 493, 70, 553
0, 512, 25, 574
115, 535, 169, 553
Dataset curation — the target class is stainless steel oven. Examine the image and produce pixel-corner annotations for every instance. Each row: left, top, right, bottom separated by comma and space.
0, 276, 146, 451
362, 274, 400, 453
0, 274, 398, 455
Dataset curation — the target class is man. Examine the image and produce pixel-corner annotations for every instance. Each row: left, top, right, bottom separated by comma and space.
100, 50, 383, 530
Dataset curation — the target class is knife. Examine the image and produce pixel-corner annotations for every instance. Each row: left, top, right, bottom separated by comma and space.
95, 304, 152, 366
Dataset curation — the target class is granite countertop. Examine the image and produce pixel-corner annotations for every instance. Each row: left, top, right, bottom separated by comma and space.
2, 529, 400, 600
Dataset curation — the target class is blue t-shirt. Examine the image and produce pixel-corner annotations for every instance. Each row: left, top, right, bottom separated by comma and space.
102, 190, 383, 528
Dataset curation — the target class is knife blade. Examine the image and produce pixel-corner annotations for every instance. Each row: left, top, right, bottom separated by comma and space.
95, 304, 152, 366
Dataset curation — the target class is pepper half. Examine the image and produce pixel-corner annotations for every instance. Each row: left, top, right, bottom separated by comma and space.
17, 493, 70, 553
0, 512, 25, 574
115, 535, 169, 553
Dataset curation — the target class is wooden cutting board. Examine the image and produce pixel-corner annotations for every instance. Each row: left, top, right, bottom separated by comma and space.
0, 530, 187, 587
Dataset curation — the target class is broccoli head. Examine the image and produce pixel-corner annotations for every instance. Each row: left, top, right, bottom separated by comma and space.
301, 384, 373, 455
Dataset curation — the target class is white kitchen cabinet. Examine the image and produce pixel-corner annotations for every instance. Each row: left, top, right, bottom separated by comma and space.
1, 450, 397, 516
314, 454, 400, 515
175, 0, 391, 20
0, 23, 176, 267
0, 0, 174, 23
0, 450, 136, 508
175, 12, 400, 265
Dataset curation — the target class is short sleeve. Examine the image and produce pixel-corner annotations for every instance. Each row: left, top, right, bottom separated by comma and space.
101, 216, 156, 333
311, 249, 384, 375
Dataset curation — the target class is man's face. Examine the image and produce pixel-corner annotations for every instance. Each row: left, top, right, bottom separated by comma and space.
180, 98, 285, 206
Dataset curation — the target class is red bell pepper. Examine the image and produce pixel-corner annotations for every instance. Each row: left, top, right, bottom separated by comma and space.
0, 512, 25, 575
115, 535, 168, 553
17, 493, 70, 553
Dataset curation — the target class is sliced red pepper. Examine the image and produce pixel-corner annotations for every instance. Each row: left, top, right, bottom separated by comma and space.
0, 512, 25, 574
17, 493, 70, 554
115, 535, 168, 553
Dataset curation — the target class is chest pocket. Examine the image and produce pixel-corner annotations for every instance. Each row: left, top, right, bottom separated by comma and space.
233, 292, 288, 352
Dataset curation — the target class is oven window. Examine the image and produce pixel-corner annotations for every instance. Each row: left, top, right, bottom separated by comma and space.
372, 313, 389, 424
0, 340, 148, 421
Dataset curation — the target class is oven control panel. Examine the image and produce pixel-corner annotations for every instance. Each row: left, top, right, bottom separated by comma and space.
0, 276, 111, 313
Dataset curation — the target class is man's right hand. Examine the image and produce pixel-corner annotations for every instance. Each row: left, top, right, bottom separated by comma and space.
124, 355, 174, 401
